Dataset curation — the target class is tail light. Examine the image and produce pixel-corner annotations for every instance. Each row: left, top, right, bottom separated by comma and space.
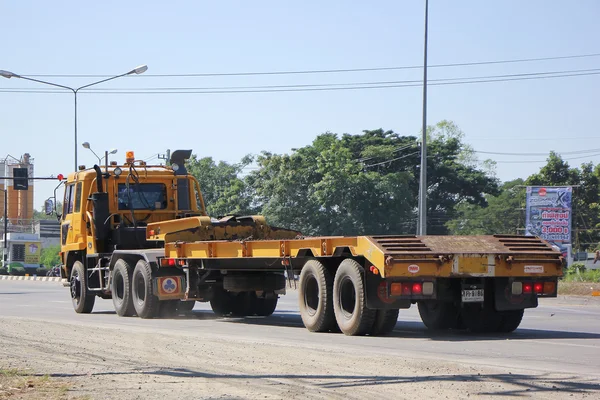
389, 281, 433, 297
512, 280, 556, 296
160, 258, 177, 267
534, 282, 543, 294
523, 283, 533, 294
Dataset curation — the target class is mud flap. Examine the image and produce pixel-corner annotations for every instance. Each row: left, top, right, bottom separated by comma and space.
494, 278, 538, 311
365, 272, 411, 310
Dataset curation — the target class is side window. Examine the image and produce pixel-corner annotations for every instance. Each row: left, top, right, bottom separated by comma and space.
62, 184, 74, 218
74, 182, 82, 213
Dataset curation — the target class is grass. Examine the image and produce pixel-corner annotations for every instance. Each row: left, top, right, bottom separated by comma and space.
0, 369, 87, 400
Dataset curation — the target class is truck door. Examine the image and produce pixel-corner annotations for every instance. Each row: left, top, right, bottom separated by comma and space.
61, 182, 85, 249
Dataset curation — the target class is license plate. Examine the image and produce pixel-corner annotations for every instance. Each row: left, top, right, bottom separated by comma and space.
461, 289, 484, 302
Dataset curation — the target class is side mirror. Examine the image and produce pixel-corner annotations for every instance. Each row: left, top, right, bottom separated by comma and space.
44, 198, 54, 215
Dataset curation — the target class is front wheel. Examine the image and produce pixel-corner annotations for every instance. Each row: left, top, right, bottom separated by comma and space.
131, 260, 159, 319
70, 261, 95, 314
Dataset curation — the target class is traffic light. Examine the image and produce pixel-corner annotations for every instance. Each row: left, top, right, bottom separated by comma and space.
13, 168, 28, 190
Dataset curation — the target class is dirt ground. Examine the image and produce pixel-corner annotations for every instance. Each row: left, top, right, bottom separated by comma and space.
558, 281, 600, 296
1, 318, 599, 400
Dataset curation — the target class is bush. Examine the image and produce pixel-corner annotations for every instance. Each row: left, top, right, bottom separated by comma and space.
36, 267, 50, 276
0, 266, 8, 275
8, 265, 26, 276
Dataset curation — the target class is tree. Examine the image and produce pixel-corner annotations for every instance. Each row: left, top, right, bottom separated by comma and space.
446, 179, 525, 235
186, 155, 255, 217
40, 244, 61, 267
247, 121, 498, 236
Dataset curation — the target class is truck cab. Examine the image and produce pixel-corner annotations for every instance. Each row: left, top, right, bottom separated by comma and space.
59, 150, 205, 309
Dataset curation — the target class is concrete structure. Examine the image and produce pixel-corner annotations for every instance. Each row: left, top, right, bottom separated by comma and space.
1, 154, 34, 226
0, 232, 41, 270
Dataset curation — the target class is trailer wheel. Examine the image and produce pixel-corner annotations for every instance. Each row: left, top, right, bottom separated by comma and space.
178, 300, 196, 313
159, 300, 180, 318
417, 301, 460, 330
497, 309, 524, 333
111, 259, 135, 317
298, 259, 336, 332
460, 303, 502, 333
210, 287, 235, 316
333, 258, 376, 336
370, 309, 399, 336
255, 296, 278, 317
132, 260, 159, 319
70, 261, 95, 314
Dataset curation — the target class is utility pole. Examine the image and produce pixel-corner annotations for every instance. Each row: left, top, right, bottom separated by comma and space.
418, 0, 429, 235
158, 149, 171, 166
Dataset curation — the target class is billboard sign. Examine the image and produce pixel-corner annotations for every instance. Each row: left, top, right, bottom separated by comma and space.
525, 186, 572, 254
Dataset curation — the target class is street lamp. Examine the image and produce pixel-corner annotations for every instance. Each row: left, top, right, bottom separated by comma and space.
82, 142, 117, 166
0, 65, 148, 171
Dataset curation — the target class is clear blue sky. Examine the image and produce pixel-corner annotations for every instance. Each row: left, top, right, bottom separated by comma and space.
1, 0, 599, 209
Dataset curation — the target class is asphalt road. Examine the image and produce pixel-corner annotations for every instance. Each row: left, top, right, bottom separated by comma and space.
1, 279, 600, 398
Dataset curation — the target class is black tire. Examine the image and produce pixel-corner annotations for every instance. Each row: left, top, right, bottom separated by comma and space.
70, 261, 95, 314
298, 259, 336, 332
210, 286, 235, 316
111, 259, 136, 317
333, 258, 376, 336
230, 291, 256, 317
417, 301, 461, 330
177, 300, 196, 313
497, 309, 524, 333
460, 303, 502, 333
159, 300, 180, 318
370, 309, 399, 336
131, 260, 159, 319
224, 273, 286, 292
255, 296, 278, 317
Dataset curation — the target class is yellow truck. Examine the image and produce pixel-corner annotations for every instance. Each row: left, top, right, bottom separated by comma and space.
57, 150, 563, 336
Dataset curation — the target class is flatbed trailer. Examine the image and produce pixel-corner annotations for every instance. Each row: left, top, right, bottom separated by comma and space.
146, 221, 563, 336
56, 152, 564, 337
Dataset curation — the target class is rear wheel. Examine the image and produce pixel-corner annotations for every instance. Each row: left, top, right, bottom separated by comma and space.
460, 303, 502, 333
497, 309, 524, 333
177, 300, 196, 313
210, 287, 235, 316
370, 309, 399, 336
111, 259, 135, 317
298, 259, 336, 332
70, 261, 95, 314
131, 260, 159, 319
333, 258, 376, 336
254, 296, 278, 316
418, 301, 461, 330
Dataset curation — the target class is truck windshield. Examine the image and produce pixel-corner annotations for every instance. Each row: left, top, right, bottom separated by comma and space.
118, 183, 167, 210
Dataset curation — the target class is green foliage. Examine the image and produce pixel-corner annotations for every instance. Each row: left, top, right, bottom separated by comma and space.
447, 179, 525, 235
563, 266, 600, 283
246, 122, 498, 235
8, 265, 25, 276
40, 245, 61, 267
186, 155, 255, 217
0, 266, 7, 275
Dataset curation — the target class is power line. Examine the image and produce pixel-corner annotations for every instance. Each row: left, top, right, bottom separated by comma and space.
494, 152, 600, 164
3, 68, 600, 94
475, 147, 600, 156
2, 69, 599, 95
14, 52, 600, 78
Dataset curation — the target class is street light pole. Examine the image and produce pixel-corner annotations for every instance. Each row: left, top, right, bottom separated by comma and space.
418, 0, 429, 236
2, 189, 7, 265
0, 65, 148, 171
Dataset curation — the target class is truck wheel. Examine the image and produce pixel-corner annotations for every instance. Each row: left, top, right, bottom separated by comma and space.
497, 309, 524, 333
210, 287, 234, 316
178, 300, 196, 313
255, 296, 278, 317
111, 259, 135, 317
417, 301, 460, 330
159, 300, 180, 318
370, 309, 399, 336
70, 261, 95, 314
333, 258, 376, 336
298, 259, 336, 332
231, 292, 255, 316
131, 260, 159, 319
461, 303, 502, 333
